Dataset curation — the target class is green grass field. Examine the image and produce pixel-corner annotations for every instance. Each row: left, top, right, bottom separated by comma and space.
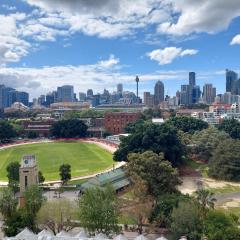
0, 141, 114, 181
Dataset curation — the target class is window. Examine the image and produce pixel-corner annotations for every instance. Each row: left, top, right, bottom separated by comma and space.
25, 176, 28, 188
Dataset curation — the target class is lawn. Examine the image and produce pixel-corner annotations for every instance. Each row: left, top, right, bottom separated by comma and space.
0, 141, 114, 181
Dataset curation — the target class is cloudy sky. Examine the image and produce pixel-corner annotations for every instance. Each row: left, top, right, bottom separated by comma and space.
1, 0, 240, 99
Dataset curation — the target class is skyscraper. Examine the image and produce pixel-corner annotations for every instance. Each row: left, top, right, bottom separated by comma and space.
57, 85, 74, 102
79, 92, 86, 102
117, 83, 123, 93
189, 72, 196, 86
203, 84, 216, 104
180, 84, 191, 105
143, 92, 154, 107
87, 89, 93, 97
226, 69, 238, 93
154, 81, 164, 105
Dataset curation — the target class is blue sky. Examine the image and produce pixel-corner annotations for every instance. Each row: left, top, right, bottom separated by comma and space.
1, 0, 240, 99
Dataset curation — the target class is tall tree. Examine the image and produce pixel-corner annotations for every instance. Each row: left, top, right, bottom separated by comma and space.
191, 127, 230, 162
126, 151, 181, 198
37, 199, 77, 235
77, 185, 120, 236
23, 185, 46, 231
170, 201, 203, 240
0, 188, 18, 220
59, 164, 71, 184
6, 162, 20, 193
114, 123, 185, 166
0, 120, 16, 142
38, 171, 45, 184
208, 139, 240, 181
195, 189, 216, 220
121, 176, 153, 234
51, 119, 88, 138
166, 116, 208, 134
218, 119, 240, 139
204, 210, 240, 240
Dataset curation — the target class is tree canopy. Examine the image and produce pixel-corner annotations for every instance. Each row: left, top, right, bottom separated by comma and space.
166, 116, 208, 134
77, 185, 120, 236
204, 210, 240, 240
51, 119, 88, 138
217, 119, 240, 139
0, 120, 17, 142
59, 164, 71, 184
126, 151, 181, 198
208, 139, 240, 181
190, 127, 230, 162
114, 123, 185, 166
170, 201, 203, 240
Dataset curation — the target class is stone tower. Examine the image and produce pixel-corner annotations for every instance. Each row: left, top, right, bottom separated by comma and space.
19, 155, 39, 206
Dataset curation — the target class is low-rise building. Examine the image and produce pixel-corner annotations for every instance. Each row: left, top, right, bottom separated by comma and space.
104, 112, 141, 134
80, 168, 130, 194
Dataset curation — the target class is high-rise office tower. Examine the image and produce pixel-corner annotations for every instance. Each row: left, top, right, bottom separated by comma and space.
180, 84, 191, 105
226, 69, 238, 93
79, 92, 86, 102
57, 85, 74, 102
143, 92, 154, 107
189, 72, 196, 86
87, 89, 93, 97
16, 91, 29, 106
154, 80, 164, 105
117, 83, 123, 93
203, 84, 216, 104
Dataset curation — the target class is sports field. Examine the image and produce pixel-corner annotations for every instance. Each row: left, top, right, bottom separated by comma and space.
0, 141, 114, 181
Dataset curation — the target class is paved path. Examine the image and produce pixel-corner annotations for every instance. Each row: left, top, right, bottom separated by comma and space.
0, 139, 125, 186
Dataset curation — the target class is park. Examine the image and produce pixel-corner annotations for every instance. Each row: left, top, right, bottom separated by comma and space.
0, 140, 114, 181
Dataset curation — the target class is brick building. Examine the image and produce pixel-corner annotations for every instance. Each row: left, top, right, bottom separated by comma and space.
104, 112, 141, 134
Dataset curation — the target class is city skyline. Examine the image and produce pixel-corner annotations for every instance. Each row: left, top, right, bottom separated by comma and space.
1, 1, 240, 98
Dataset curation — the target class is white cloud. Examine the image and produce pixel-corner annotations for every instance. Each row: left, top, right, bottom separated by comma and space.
147, 47, 198, 65
230, 34, 240, 45
158, 0, 240, 36
180, 49, 199, 56
98, 55, 119, 68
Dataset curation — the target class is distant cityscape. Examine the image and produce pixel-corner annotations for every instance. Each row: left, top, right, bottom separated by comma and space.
1, 69, 240, 111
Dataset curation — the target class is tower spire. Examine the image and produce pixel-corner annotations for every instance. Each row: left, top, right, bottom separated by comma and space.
136, 75, 139, 103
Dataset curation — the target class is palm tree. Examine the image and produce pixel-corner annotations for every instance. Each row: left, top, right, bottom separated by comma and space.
196, 189, 216, 219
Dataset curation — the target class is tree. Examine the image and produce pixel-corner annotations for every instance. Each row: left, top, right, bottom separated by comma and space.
218, 119, 240, 139
27, 131, 38, 139
121, 177, 153, 234
0, 120, 17, 142
38, 171, 45, 184
51, 119, 88, 138
126, 151, 181, 198
166, 116, 208, 134
141, 108, 162, 120
0, 188, 22, 237
204, 210, 240, 240
170, 201, 203, 240
0, 188, 18, 220
59, 164, 71, 184
114, 123, 185, 166
77, 185, 120, 236
191, 127, 230, 162
6, 162, 20, 193
208, 139, 240, 181
23, 185, 46, 231
150, 193, 190, 227
37, 199, 77, 235
195, 189, 216, 220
